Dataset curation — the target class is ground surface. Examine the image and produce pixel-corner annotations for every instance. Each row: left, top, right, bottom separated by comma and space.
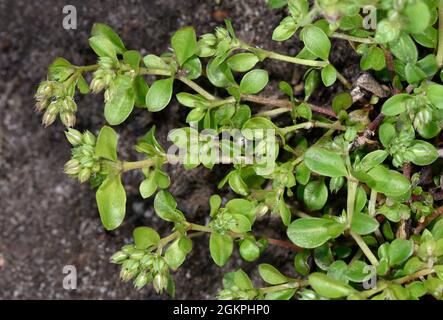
0, 0, 358, 299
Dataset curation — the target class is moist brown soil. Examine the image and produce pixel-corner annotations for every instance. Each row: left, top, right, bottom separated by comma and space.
0, 0, 359, 299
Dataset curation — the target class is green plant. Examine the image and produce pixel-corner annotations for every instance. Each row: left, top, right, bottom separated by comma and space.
34, 0, 443, 300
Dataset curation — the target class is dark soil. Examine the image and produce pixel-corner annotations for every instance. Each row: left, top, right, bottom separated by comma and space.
0, 0, 359, 299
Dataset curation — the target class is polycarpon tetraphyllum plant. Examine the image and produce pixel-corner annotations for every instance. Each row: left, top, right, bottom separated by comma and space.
35, 0, 443, 300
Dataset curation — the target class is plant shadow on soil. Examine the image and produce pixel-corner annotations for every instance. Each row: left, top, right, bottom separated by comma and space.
0, 0, 359, 299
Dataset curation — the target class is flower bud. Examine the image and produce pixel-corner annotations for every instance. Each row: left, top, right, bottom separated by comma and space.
133, 271, 149, 290
140, 254, 154, 268
99, 57, 116, 70
61, 97, 77, 113
64, 159, 81, 176
78, 167, 91, 183
42, 105, 58, 127
122, 259, 139, 271
81, 144, 95, 157
122, 244, 137, 254
60, 112, 76, 128
153, 274, 168, 293
110, 251, 128, 264
120, 268, 136, 282
92, 163, 101, 173
65, 128, 83, 146
90, 77, 106, 94
82, 131, 96, 146
215, 27, 228, 39
36, 81, 53, 98
130, 250, 146, 261
80, 157, 95, 168
35, 99, 49, 112
200, 33, 217, 46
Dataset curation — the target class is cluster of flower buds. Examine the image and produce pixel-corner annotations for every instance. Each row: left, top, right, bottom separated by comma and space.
209, 212, 237, 234
388, 131, 415, 167
110, 244, 170, 293
64, 129, 101, 183
34, 81, 77, 127
90, 57, 117, 94
218, 286, 258, 300
197, 27, 240, 58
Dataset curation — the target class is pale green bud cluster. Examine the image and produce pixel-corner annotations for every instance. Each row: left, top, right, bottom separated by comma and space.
111, 244, 170, 293
90, 57, 117, 94
35, 81, 77, 127
64, 129, 101, 183
217, 286, 258, 300
209, 211, 237, 234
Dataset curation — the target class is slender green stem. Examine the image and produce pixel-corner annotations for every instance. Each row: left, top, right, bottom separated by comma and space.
157, 231, 181, 254
332, 32, 375, 44
177, 76, 216, 101
121, 158, 161, 172
139, 67, 172, 76
259, 281, 309, 294
350, 231, 379, 266
256, 107, 291, 117
335, 70, 352, 89
394, 268, 435, 284
78, 64, 99, 72
361, 268, 436, 298
437, 0, 443, 67
368, 189, 377, 217
186, 223, 302, 252
281, 121, 347, 135
268, 51, 329, 68
346, 179, 358, 229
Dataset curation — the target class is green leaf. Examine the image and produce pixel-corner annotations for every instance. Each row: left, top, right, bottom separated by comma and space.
96, 175, 126, 231
351, 213, 379, 235
206, 60, 236, 88
165, 237, 191, 270
379, 123, 396, 147
228, 171, 249, 196
321, 64, 337, 87
287, 218, 345, 249
89, 36, 117, 61
146, 77, 174, 112
357, 150, 388, 172
301, 25, 331, 60
133, 75, 149, 108
153, 191, 185, 223
210, 232, 233, 267
272, 17, 297, 41
332, 92, 353, 114
404, 2, 431, 34
375, 20, 400, 43
143, 54, 170, 70
258, 264, 287, 285
346, 260, 372, 283
303, 180, 328, 211
381, 94, 411, 116
239, 69, 269, 94
409, 140, 438, 165
139, 172, 157, 199
389, 33, 418, 64
182, 56, 202, 80
388, 239, 414, 266
77, 75, 90, 94
240, 239, 260, 262
304, 69, 319, 100
308, 272, 356, 298
365, 165, 410, 197
105, 75, 135, 125
133, 226, 160, 250
91, 23, 126, 54
171, 26, 198, 66
227, 53, 259, 72
426, 83, 443, 109
123, 50, 141, 72
95, 126, 118, 161
361, 46, 386, 71
304, 147, 348, 178
295, 161, 311, 185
